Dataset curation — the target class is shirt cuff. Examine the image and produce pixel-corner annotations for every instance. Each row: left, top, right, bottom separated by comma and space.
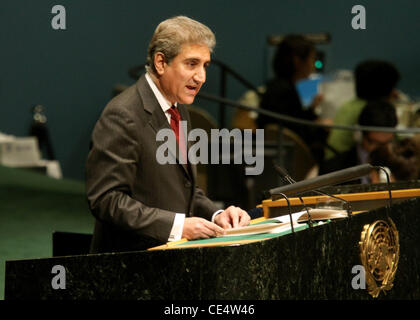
211, 209, 224, 223
168, 213, 185, 242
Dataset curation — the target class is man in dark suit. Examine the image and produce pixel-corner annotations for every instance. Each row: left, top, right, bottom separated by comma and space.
86, 16, 250, 253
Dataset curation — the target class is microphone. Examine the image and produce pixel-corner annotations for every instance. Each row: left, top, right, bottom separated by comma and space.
269, 164, 373, 197
273, 164, 353, 217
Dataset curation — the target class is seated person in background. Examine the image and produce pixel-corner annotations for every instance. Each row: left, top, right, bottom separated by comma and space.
326, 60, 400, 159
257, 34, 326, 164
369, 138, 420, 183
319, 100, 398, 184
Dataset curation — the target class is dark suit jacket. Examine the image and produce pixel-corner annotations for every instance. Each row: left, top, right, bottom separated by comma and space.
257, 77, 327, 163
257, 77, 317, 132
86, 74, 218, 253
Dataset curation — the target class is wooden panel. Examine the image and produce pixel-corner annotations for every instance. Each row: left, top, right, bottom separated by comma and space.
262, 188, 420, 218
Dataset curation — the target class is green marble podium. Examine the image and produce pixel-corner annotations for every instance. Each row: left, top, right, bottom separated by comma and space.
5, 183, 420, 300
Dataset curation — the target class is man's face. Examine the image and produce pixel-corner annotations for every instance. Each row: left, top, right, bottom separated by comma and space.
155, 43, 210, 105
362, 131, 394, 153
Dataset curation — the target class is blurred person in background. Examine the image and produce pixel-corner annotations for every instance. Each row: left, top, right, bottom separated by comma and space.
257, 34, 327, 164
320, 100, 398, 184
326, 60, 400, 159
369, 137, 420, 183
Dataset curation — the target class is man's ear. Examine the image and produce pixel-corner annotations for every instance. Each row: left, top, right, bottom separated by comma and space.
154, 52, 166, 76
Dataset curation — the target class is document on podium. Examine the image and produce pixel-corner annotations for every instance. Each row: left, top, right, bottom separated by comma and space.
221, 208, 347, 237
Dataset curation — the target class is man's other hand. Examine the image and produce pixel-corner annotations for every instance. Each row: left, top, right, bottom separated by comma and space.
214, 206, 250, 229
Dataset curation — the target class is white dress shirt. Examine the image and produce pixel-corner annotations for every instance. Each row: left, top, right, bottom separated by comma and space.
145, 73, 222, 241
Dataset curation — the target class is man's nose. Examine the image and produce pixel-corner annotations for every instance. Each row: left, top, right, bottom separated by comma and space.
193, 67, 206, 83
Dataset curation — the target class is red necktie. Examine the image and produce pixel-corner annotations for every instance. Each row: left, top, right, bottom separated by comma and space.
167, 106, 187, 163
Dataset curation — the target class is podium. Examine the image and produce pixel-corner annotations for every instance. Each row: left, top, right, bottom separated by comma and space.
5, 182, 420, 299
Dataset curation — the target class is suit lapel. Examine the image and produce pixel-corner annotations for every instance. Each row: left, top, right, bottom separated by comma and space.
136, 75, 192, 180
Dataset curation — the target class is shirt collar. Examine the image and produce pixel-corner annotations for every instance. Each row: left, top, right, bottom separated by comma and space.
145, 72, 177, 113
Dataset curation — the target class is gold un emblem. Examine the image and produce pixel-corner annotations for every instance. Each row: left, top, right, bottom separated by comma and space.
359, 218, 399, 298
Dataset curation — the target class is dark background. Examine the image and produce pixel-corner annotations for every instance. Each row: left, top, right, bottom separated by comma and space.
1, 0, 420, 180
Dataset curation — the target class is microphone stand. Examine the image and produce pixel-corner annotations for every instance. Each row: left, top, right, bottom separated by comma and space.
373, 166, 393, 216
272, 164, 313, 227
268, 192, 295, 234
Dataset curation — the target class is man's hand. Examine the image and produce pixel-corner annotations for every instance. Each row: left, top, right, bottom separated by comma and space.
182, 217, 226, 240
214, 206, 250, 229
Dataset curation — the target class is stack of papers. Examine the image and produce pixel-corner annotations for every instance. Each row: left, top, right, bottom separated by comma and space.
221, 208, 348, 237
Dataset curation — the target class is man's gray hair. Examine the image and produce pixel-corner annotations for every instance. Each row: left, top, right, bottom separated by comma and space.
146, 16, 216, 75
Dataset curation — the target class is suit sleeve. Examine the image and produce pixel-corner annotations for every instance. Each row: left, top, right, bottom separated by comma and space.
85, 106, 176, 243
